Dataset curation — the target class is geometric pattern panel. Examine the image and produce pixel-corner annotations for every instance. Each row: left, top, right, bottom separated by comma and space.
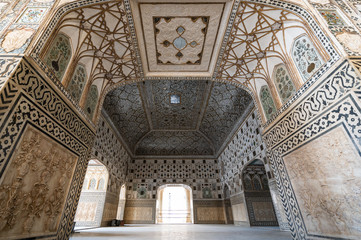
218, 110, 271, 196
154, 17, 208, 65
292, 35, 324, 81
127, 158, 222, 200
136, 2, 225, 75
103, 83, 150, 150
103, 80, 252, 156
200, 82, 253, 151
92, 116, 131, 183
142, 80, 208, 130
135, 131, 214, 156
245, 196, 278, 226
273, 64, 296, 103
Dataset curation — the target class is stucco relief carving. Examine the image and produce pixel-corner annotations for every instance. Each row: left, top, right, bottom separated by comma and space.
74, 202, 97, 222
0, 126, 77, 239
284, 126, 361, 238
336, 31, 361, 54
1, 28, 35, 53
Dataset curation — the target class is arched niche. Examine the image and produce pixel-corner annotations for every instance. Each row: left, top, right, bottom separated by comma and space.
241, 159, 278, 226
74, 159, 109, 228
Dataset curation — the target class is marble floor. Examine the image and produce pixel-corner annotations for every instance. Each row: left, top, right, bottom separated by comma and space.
70, 224, 292, 240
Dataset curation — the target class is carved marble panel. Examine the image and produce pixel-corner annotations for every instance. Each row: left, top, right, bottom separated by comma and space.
135, 2, 226, 76
154, 17, 208, 65
195, 207, 225, 223
284, 125, 361, 238
232, 203, 248, 222
0, 125, 77, 239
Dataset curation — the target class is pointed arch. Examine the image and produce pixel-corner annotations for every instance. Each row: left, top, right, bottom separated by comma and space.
43, 33, 72, 81
259, 85, 277, 121
67, 63, 87, 103
291, 34, 324, 81
272, 64, 296, 103
84, 85, 99, 119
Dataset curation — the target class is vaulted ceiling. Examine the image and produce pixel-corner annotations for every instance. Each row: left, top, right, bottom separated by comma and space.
103, 80, 253, 157
40, 0, 331, 157
100, 0, 253, 157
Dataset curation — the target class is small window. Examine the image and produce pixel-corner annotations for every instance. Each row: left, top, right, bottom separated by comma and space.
170, 94, 180, 104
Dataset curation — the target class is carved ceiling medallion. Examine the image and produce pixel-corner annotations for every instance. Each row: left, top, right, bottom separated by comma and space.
130, 0, 232, 78
154, 16, 209, 65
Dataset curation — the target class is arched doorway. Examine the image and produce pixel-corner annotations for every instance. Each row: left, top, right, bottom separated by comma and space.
116, 184, 126, 221
242, 160, 278, 226
156, 184, 193, 224
74, 160, 109, 228
223, 184, 234, 224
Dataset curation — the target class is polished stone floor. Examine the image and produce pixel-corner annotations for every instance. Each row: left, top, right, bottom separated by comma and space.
70, 224, 292, 240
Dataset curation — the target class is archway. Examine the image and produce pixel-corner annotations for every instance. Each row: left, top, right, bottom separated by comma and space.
116, 184, 127, 221
242, 160, 278, 226
156, 184, 193, 224
74, 160, 109, 228
223, 185, 234, 224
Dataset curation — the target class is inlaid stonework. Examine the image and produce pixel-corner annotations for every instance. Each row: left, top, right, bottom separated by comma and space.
132, 1, 230, 77
0, 125, 77, 239
154, 17, 209, 65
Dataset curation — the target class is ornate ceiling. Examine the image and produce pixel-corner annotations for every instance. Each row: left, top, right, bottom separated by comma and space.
130, 0, 233, 78
34, 0, 338, 157
103, 80, 252, 157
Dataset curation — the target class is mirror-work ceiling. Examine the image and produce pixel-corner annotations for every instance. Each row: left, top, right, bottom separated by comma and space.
103, 80, 253, 157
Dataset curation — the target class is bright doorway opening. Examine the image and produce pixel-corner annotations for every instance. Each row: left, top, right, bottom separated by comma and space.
156, 184, 193, 224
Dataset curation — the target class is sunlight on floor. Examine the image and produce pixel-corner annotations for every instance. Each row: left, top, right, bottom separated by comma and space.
70, 224, 292, 240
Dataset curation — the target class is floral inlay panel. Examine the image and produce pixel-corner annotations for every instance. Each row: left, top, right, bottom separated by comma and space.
44, 33, 72, 81
292, 35, 324, 81
273, 64, 296, 103
260, 85, 277, 121
84, 85, 98, 119
68, 64, 87, 103
17, 7, 48, 24
318, 9, 345, 26
0, 125, 77, 239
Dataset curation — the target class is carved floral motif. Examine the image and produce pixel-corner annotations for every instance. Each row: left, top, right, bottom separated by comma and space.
0, 126, 77, 238
1, 28, 34, 53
